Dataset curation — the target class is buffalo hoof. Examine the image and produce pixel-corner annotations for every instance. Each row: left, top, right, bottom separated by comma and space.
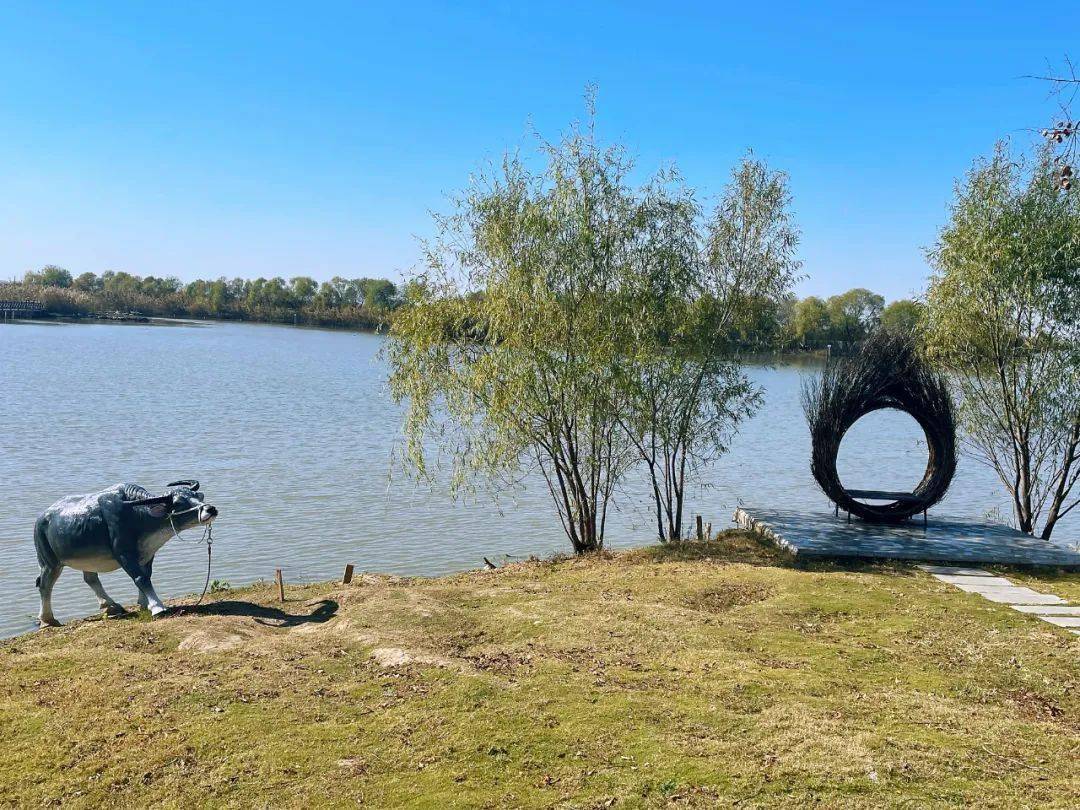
150, 607, 172, 620
38, 618, 62, 629
104, 604, 129, 617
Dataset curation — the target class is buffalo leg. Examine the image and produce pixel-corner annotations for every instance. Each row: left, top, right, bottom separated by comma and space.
37, 565, 63, 628
118, 555, 167, 617
137, 559, 154, 610
83, 572, 127, 616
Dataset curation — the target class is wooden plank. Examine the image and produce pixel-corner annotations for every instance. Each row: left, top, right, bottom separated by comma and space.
844, 489, 922, 503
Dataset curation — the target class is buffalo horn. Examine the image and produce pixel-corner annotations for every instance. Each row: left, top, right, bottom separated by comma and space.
166, 479, 200, 492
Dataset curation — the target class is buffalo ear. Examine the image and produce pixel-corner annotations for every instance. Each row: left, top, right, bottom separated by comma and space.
124, 495, 175, 518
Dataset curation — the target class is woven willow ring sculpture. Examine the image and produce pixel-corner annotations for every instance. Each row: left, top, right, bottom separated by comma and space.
801, 330, 957, 523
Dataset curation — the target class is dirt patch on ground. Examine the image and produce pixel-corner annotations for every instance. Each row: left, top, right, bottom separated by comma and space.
177, 626, 255, 654
1006, 687, 1077, 730
683, 581, 775, 613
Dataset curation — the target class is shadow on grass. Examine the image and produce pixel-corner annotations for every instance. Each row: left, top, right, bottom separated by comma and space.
178, 598, 339, 628
793, 556, 921, 576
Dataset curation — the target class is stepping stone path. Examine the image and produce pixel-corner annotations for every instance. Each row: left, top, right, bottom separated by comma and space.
919, 565, 1080, 636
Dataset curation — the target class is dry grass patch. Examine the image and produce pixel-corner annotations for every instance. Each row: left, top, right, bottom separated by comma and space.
1, 531, 1078, 808
682, 581, 775, 613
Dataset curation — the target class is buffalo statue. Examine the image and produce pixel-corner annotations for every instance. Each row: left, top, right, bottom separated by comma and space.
34, 480, 218, 627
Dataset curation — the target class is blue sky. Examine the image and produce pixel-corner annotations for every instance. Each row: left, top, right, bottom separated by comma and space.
0, 2, 1074, 300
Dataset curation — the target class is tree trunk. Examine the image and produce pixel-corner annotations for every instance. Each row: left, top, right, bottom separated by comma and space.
1041, 419, 1080, 542
1041, 515, 1059, 541
1014, 467, 1035, 535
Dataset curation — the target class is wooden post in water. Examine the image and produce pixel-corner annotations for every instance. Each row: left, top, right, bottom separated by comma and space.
275, 569, 285, 602
696, 515, 703, 541
342, 564, 355, 585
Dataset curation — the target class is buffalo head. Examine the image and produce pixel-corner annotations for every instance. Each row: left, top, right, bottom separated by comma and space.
124, 480, 218, 529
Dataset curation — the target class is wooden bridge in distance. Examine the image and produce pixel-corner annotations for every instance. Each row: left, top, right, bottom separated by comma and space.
0, 299, 46, 321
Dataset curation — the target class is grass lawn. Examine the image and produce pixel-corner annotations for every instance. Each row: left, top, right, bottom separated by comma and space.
1, 532, 1078, 808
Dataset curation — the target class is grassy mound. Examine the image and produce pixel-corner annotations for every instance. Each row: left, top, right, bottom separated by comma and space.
2, 532, 1078, 808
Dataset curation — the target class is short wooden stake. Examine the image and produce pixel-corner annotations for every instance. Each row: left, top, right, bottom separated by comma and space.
706, 521, 712, 541
696, 515, 703, 541
342, 563, 355, 585
275, 568, 285, 602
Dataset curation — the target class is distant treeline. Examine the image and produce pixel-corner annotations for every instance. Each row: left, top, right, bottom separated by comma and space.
4, 265, 403, 330
738, 287, 922, 353
6, 265, 918, 348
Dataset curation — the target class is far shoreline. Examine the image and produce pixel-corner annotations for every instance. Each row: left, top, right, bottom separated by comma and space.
13, 312, 835, 359
15, 311, 390, 337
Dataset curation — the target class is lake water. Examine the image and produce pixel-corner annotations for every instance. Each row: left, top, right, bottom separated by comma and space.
0, 319, 1064, 637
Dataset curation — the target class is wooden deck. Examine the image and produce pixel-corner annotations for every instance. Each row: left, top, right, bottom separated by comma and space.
0, 299, 45, 320
734, 506, 1080, 567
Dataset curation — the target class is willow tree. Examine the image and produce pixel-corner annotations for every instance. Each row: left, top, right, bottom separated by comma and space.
389, 109, 800, 551
925, 143, 1080, 539
387, 115, 652, 553
617, 158, 801, 541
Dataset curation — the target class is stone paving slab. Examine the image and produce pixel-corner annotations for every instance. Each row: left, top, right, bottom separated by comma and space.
917, 565, 995, 577
922, 566, 1079, 636
1010, 605, 1080, 615
1038, 615, 1080, 628
931, 575, 1016, 588
734, 506, 1080, 566
959, 587, 1065, 605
